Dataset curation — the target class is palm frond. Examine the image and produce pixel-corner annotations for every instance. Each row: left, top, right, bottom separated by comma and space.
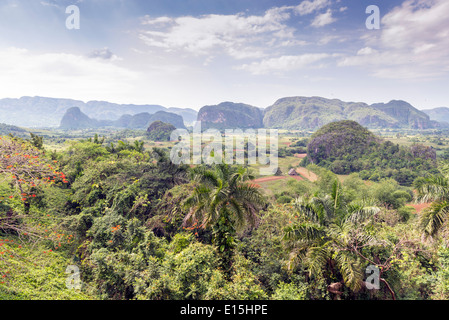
305, 246, 330, 278
235, 184, 265, 207
310, 195, 334, 223
420, 201, 449, 239
284, 223, 326, 243
228, 197, 246, 227
345, 202, 380, 224
416, 175, 449, 203
327, 223, 350, 246
190, 166, 220, 187
331, 179, 342, 210
294, 197, 321, 223
334, 251, 364, 292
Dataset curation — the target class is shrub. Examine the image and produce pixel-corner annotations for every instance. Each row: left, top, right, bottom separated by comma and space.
271, 281, 307, 300
277, 195, 293, 204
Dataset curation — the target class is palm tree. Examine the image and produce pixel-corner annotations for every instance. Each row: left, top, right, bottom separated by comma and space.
133, 140, 145, 153
284, 179, 381, 298
415, 174, 449, 239
183, 163, 265, 278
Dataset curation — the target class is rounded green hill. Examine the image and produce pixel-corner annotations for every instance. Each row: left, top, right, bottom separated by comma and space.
307, 120, 380, 165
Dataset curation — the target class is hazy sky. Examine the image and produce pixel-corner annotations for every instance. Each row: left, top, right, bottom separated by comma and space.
0, 0, 447, 110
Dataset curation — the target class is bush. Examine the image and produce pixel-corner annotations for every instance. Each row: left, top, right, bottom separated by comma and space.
277, 195, 293, 204
430, 246, 449, 299
204, 254, 268, 300
371, 179, 411, 209
134, 241, 222, 300
271, 281, 307, 300
397, 206, 414, 223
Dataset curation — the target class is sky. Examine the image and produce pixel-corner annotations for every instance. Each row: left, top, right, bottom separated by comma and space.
0, 0, 447, 110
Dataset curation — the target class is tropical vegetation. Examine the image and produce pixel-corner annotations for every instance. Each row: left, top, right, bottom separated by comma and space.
2, 120, 449, 301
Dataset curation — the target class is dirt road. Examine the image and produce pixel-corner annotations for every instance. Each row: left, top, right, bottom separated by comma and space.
295, 167, 318, 182
252, 176, 287, 183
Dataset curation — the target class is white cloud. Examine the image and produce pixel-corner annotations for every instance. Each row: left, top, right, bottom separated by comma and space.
40, 1, 59, 8
0, 47, 141, 102
318, 34, 340, 45
339, 0, 449, 80
380, 0, 449, 50
0, 46, 228, 108
226, 47, 266, 60
356, 47, 378, 55
236, 53, 333, 75
141, 15, 173, 25
294, 0, 332, 16
311, 9, 336, 27
280, 39, 309, 46
138, 7, 298, 60
87, 47, 121, 61
137, 2, 342, 64
39, 0, 83, 8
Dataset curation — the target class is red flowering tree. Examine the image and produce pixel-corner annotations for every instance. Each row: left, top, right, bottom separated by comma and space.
0, 136, 67, 212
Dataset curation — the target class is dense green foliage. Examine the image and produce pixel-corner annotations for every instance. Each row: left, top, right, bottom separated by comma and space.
305, 121, 438, 185
184, 164, 265, 278
146, 121, 177, 141
2, 126, 449, 301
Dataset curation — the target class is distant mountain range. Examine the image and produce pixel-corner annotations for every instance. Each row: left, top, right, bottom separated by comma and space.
262, 97, 445, 130
0, 96, 197, 128
0, 95, 447, 131
422, 107, 449, 124
60, 107, 186, 129
197, 102, 264, 130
